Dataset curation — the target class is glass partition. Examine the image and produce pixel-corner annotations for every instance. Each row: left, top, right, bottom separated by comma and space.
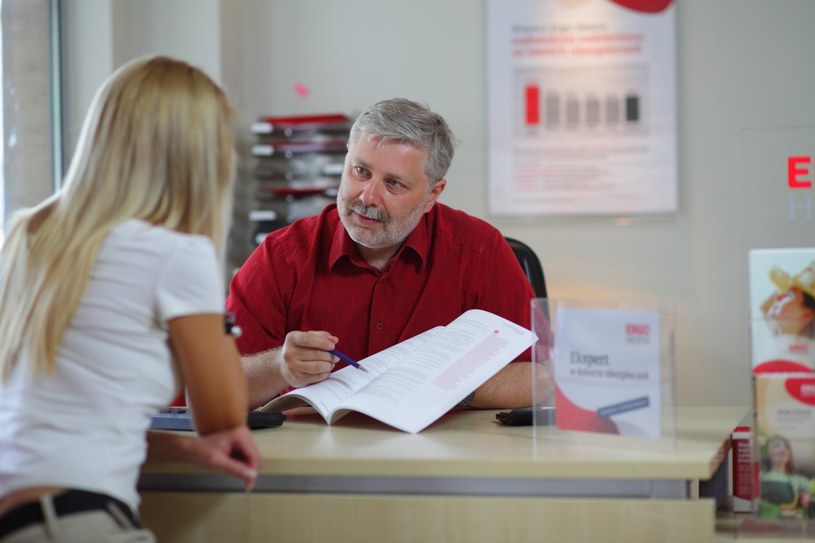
532, 298, 676, 451
738, 126, 815, 535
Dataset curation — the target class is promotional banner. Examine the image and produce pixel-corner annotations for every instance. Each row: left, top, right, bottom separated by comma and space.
749, 248, 815, 374
487, 0, 677, 216
754, 374, 815, 521
554, 306, 662, 438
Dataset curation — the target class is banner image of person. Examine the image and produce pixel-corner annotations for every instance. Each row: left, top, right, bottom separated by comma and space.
749, 248, 815, 374
755, 374, 815, 521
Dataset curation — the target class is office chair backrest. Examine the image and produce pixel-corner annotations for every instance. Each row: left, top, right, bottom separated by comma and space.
505, 237, 547, 299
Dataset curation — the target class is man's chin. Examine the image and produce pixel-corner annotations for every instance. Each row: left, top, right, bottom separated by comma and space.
347, 228, 382, 249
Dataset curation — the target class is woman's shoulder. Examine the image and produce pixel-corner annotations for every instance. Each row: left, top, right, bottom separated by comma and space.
107, 220, 216, 258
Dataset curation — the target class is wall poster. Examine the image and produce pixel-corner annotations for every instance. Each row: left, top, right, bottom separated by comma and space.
487, 0, 677, 217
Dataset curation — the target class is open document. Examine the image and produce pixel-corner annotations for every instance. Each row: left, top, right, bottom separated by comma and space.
259, 309, 537, 433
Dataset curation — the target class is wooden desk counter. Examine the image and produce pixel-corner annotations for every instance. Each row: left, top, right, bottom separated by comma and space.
139, 406, 748, 543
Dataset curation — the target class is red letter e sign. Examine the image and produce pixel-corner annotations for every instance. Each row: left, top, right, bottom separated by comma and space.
788, 156, 812, 189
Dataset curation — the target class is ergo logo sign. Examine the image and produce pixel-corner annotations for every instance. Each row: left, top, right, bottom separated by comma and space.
788, 157, 814, 188
787, 156, 813, 220
625, 323, 650, 344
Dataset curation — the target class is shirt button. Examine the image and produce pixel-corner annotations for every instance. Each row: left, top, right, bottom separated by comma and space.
375, 321, 384, 331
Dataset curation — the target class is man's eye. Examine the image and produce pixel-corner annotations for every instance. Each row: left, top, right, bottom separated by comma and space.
386, 179, 403, 189
353, 166, 369, 176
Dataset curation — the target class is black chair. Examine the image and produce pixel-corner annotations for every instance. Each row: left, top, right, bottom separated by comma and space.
505, 237, 547, 299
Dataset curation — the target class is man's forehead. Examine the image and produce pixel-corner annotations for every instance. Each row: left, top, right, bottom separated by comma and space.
348, 136, 430, 184
351, 136, 426, 161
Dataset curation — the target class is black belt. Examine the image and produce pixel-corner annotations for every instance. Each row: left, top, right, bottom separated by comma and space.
0, 489, 138, 539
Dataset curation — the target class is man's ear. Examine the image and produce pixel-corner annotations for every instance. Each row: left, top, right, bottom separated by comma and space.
423, 178, 447, 214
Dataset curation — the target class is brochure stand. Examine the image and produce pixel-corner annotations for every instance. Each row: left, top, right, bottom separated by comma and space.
747, 254, 815, 531
736, 126, 815, 536
531, 298, 677, 452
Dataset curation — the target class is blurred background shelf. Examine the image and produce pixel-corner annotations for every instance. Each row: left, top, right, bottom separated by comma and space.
227, 113, 350, 274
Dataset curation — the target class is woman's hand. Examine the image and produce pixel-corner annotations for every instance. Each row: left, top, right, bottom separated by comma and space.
147, 427, 261, 491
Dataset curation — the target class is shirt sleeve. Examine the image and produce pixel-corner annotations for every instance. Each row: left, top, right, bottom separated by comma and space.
474, 232, 537, 327
226, 237, 292, 355
470, 231, 539, 361
155, 235, 225, 324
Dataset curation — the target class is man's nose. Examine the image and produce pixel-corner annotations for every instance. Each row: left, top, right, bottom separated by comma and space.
359, 178, 384, 205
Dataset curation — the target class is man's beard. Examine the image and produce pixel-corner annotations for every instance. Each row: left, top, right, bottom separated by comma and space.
340, 198, 428, 250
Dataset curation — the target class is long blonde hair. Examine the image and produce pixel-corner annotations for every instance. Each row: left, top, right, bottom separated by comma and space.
0, 56, 235, 379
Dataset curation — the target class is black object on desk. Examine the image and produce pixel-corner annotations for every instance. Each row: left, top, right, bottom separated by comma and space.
150, 407, 285, 431
495, 406, 556, 426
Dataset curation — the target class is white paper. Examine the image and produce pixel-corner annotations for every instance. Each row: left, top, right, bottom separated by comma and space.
261, 309, 537, 433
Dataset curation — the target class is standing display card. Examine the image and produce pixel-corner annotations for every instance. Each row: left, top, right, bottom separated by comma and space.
747, 248, 815, 529
553, 306, 662, 439
749, 248, 815, 374
754, 373, 815, 521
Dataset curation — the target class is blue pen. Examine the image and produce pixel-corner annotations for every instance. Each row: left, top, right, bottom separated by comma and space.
330, 348, 368, 373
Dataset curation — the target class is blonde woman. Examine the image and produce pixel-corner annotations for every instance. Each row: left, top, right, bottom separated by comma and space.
0, 56, 260, 542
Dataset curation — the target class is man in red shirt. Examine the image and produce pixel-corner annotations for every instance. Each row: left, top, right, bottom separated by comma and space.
227, 98, 538, 409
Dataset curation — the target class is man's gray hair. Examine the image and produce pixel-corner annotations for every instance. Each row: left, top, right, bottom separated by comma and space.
349, 98, 457, 183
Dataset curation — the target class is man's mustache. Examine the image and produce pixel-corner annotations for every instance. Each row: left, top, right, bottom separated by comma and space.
348, 201, 388, 223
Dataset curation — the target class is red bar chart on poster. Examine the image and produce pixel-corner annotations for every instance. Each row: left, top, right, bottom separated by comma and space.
487, 0, 677, 216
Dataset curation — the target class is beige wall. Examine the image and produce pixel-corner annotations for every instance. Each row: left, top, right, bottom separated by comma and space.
60, 0, 226, 163
57, 0, 815, 406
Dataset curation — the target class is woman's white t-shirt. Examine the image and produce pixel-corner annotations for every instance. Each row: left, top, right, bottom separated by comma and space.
0, 220, 225, 511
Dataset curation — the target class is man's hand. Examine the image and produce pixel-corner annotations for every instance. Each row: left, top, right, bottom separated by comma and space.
243, 330, 342, 408
275, 330, 339, 388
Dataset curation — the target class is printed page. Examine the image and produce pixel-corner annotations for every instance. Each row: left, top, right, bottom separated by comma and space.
335, 309, 537, 433
553, 306, 663, 439
260, 328, 440, 420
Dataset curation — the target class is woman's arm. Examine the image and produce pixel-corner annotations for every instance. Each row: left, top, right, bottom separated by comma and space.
161, 313, 261, 488
168, 313, 249, 434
